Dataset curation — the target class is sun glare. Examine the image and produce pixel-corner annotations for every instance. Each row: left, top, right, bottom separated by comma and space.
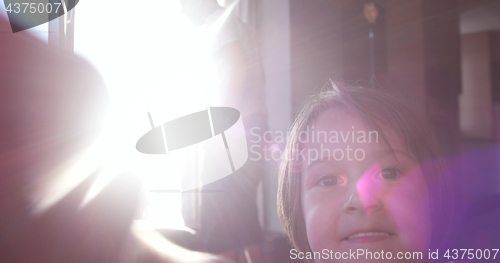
73, 0, 218, 229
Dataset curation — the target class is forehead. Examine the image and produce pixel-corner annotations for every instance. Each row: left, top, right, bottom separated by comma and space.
304, 108, 409, 159
311, 108, 366, 133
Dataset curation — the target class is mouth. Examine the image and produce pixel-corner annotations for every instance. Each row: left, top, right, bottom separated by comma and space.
343, 231, 394, 243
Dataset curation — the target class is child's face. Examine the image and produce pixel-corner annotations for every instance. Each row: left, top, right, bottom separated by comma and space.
300, 109, 431, 262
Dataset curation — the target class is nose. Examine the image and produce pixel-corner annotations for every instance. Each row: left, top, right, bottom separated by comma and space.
343, 163, 387, 214
343, 190, 383, 214
343, 191, 362, 213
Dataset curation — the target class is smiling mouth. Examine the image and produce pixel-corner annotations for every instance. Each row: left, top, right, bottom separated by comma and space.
344, 232, 394, 243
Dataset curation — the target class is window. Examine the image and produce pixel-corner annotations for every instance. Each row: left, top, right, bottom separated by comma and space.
74, 0, 216, 229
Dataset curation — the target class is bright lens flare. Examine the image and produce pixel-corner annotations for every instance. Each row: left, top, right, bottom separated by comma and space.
59, 0, 241, 229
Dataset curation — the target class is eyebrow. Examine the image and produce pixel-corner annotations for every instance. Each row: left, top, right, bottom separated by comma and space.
303, 159, 330, 173
372, 148, 416, 163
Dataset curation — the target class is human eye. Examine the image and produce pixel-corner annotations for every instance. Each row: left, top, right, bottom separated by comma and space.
316, 174, 344, 187
377, 167, 403, 181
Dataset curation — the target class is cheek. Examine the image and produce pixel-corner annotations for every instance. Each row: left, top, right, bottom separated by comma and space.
302, 191, 343, 250
384, 168, 432, 252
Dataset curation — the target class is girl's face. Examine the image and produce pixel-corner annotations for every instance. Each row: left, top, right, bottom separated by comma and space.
300, 109, 431, 262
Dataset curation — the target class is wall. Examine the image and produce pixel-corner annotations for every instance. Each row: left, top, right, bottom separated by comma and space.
256, 0, 291, 233
459, 32, 493, 139
288, 0, 461, 153
289, 0, 343, 113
